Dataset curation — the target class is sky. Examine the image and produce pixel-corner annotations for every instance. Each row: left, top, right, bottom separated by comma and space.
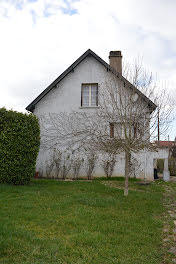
0, 0, 176, 139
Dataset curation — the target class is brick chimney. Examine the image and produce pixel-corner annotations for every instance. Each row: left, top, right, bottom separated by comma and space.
109, 51, 122, 75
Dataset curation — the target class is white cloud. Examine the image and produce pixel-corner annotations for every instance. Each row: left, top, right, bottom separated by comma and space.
0, 0, 175, 137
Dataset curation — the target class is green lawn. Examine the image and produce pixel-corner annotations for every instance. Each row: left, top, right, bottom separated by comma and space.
0, 178, 166, 264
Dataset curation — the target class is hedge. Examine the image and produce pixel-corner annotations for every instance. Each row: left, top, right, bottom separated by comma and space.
157, 159, 164, 173
0, 108, 40, 184
169, 157, 176, 176
157, 158, 176, 176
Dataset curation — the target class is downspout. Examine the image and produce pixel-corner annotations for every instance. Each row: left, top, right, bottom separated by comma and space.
144, 150, 146, 180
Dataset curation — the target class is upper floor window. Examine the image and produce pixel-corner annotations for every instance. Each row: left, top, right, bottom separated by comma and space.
109, 121, 144, 139
81, 83, 98, 107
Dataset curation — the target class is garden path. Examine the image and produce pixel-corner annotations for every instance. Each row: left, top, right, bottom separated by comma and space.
162, 179, 176, 263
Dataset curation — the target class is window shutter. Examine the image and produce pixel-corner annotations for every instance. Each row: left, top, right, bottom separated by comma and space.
81, 86, 83, 106
96, 85, 98, 106
110, 123, 114, 138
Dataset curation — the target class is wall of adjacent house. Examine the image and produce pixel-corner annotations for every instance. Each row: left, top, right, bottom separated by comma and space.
132, 147, 169, 180
33, 55, 158, 180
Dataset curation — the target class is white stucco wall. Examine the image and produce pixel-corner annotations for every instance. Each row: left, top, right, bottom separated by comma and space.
33, 55, 169, 180
35, 146, 169, 181
34, 56, 107, 115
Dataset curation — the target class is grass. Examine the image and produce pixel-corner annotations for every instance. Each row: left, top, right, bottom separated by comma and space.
0, 178, 167, 264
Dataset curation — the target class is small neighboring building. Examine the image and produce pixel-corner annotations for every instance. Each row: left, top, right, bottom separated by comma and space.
155, 140, 176, 148
155, 139, 176, 157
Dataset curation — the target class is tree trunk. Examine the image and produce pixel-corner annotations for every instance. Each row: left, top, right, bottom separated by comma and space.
124, 150, 130, 196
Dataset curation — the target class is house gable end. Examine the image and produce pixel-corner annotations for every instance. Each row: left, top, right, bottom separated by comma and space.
26, 49, 157, 112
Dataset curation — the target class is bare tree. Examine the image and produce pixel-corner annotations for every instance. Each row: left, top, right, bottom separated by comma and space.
123, 57, 175, 141
101, 153, 116, 178
53, 149, 62, 178
72, 154, 84, 179
129, 155, 143, 179
45, 159, 54, 178
85, 151, 97, 180
39, 59, 174, 195
60, 151, 72, 180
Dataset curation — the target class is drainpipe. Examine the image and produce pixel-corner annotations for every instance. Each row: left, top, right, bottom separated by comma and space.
144, 150, 146, 180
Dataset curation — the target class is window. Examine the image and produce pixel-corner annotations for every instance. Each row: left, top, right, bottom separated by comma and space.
109, 121, 144, 139
109, 122, 122, 138
81, 83, 98, 107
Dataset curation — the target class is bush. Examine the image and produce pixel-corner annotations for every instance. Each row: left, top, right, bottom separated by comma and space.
157, 159, 164, 173
0, 108, 40, 184
169, 157, 176, 176
85, 151, 97, 180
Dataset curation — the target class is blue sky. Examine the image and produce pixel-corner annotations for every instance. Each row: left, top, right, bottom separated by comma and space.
0, 0, 175, 139
3, 0, 78, 15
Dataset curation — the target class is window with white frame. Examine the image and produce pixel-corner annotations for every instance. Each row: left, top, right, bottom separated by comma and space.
81, 83, 98, 107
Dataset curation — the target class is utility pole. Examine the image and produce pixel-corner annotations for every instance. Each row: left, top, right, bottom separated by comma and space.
158, 108, 160, 141
168, 135, 170, 157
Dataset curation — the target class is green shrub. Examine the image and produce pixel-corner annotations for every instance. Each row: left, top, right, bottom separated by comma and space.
169, 157, 176, 176
0, 108, 40, 184
157, 159, 164, 173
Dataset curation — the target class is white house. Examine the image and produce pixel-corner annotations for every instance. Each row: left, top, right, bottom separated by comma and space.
26, 49, 170, 181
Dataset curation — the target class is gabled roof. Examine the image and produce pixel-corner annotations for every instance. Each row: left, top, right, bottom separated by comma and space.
26, 49, 157, 112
